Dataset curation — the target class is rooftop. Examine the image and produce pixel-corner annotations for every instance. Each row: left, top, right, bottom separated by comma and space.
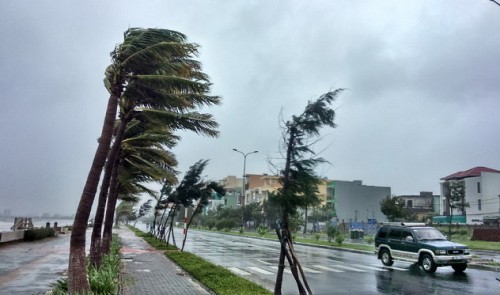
441, 166, 500, 181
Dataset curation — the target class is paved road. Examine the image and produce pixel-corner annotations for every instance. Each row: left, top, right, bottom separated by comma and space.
178, 229, 500, 295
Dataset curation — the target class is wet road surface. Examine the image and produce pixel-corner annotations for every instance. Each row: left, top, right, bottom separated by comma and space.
178, 229, 500, 295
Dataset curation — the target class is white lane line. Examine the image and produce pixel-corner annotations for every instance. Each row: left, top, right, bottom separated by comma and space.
351, 264, 387, 271
268, 266, 292, 274
330, 264, 366, 272
228, 267, 251, 276
372, 265, 409, 271
301, 266, 322, 273
257, 259, 273, 265
314, 265, 344, 273
248, 266, 274, 275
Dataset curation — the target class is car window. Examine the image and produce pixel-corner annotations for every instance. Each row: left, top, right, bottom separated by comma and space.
388, 228, 402, 240
402, 230, 414, 241
413, 228, 446, 241
377, 226, 388, 238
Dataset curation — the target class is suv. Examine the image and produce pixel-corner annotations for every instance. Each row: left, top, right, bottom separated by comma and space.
375, 223, 472, 273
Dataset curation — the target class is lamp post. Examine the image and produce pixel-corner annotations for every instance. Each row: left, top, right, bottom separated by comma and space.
232, 148, 258, 209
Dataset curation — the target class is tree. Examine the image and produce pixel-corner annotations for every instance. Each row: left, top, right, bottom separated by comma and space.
134, 199, 153, 226
444, 181, 469, 239
272, 90, 343, 295
68, 28, 220, 293
380, 196, 407, 222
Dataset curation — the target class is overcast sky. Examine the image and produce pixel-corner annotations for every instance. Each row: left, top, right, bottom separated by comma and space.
1, 1, 499, 216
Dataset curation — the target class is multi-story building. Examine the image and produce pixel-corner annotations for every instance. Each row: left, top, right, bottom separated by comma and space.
440, 166, 500, 224
215, 176, 242, 209
397, 192, 439, 220
326, 180, 391, 224
245, 174, 281, 205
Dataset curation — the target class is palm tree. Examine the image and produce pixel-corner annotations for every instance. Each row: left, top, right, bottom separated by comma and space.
68, 28, 220, 293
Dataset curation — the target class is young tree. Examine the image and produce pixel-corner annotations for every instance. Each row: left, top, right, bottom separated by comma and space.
444, 181, 468, 239
272, 90, 343, 295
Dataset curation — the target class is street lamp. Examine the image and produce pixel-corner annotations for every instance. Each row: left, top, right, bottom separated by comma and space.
232, 148, 258, 208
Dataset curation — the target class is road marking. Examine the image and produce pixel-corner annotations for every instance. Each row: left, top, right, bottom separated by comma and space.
257, 259, 273, 265
268, 266, 292, 274
248, 266, 274, 275
314, 265, 344, 273
351, 264, 387, 271
228, 267, 251, 276
330, 264, 366, 272
301, 266, 322, 273
371, 264, 409, 271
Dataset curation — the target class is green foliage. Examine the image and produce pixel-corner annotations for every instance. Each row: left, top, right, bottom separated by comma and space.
444, 181, 469, 213
215, 218, 237, 231
380, 196, 408, 221
314, 233, 321, 241
167, 251, 271, 295
257, 225, 268, 237
326, 223, 337, 242
51, 235, 121, 294
335, 234, 345, 246
23, 228, 56, 241
128, 225, 178, 250
364, 235, 375, 244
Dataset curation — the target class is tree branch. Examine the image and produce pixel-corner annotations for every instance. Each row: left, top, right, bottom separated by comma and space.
491, 0, 500, 7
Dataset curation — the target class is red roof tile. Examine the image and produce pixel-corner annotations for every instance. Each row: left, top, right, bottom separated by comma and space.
441, 166, 500, 181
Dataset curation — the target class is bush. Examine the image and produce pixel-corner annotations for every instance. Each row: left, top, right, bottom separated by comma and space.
24, 228, 56, 241
335, 234, 345, 246
326, 224, 337, 242
215, 218, 236, 231
364, 235, 375, 244
51, 235, 121, 294
314, 233, 321, 241
257, 225, 268, 237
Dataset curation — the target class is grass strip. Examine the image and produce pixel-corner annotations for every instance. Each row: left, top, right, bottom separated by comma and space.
167, 251, 272, 295
127, 225, 272, 295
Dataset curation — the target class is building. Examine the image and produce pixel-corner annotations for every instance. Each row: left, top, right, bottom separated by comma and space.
398, 192, 439, 220
246, 174, 281, 205
440, 166, 500, 224
216, 176, 242, 209
326, 180, 391, 224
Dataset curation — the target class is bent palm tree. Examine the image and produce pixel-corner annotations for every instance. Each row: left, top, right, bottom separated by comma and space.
69, 28, 220, 293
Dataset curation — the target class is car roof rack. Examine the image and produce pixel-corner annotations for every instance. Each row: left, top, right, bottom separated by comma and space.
381, 222, 426, 227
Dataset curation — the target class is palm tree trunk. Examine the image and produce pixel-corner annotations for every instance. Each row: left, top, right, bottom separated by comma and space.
101, 163, 121, 256
68, 92, 119, 294
90, 120, 126, 267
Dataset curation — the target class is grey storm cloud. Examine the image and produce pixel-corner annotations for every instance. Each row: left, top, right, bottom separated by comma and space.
1, 0, 499, 216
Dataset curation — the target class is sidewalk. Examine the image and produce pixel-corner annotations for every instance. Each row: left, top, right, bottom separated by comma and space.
117, 227, 213, 295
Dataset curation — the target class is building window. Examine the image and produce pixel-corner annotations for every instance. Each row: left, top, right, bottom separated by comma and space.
477, 182, 481, 193
407, 200, 413, 208
478, 199, 481, 211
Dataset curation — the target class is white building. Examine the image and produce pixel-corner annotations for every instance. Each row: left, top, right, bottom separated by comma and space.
440, 166, 500, 224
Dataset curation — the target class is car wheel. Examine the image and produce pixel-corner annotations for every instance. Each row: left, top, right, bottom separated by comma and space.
380, 249, 394, 266
421, 254, 437, 273
452, 264, 467, 273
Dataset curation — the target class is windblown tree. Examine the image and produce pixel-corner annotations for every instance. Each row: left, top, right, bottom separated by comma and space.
68, 28, 220, 293
174, 160, 225, 251
273, 90, 343, 295
134, 199, 153, 226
